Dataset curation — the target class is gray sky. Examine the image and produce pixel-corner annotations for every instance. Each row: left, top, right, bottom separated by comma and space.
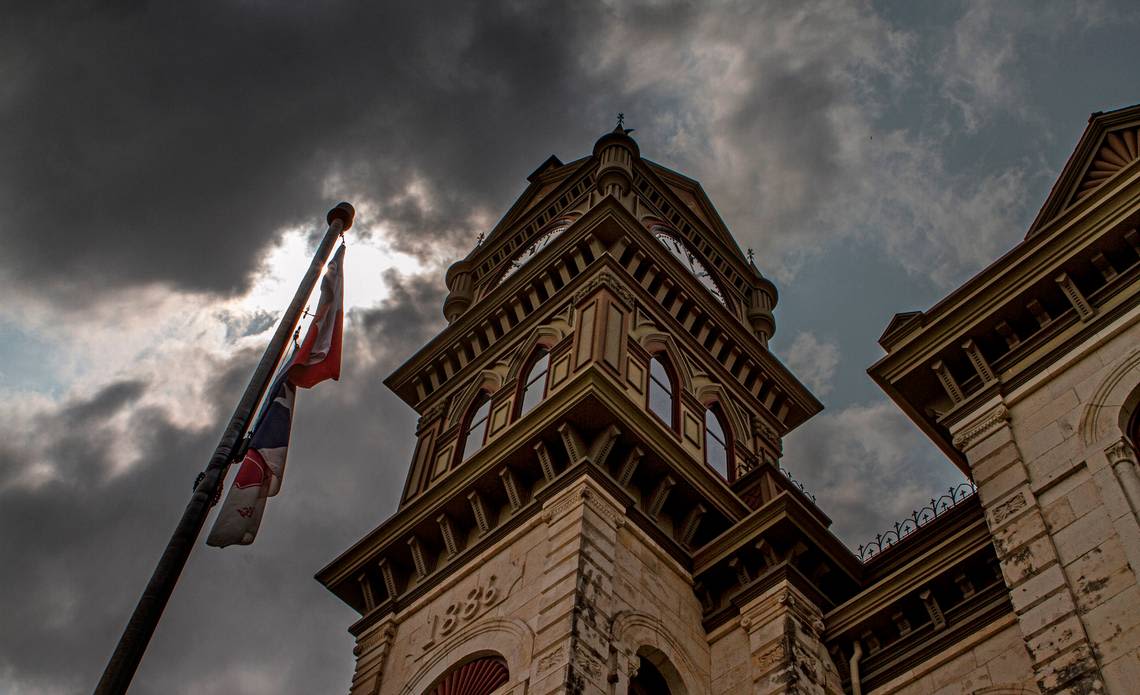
2, 1, 1138, 693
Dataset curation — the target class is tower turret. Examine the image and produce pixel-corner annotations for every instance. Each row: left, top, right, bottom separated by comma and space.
318, 124, 839, 695
592, 120, 639, 198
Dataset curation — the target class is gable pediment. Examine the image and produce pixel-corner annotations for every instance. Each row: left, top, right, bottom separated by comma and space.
1068, 124, 1140, 206
1028, 104, 1140, 237
878, 310, 924, 351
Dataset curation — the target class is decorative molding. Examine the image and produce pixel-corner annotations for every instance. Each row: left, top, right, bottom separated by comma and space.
919, 589, 947, 630
952, 405, 1010, 451
962, 339, 997, 384
571, 270, 635, 308
616, 447, 642, 488
534, 441, 558, 482
352, 621, 396, 695
990, 491, 1028, 526
400, 617, 535, 695
1106, 437, 1138, 466
536, 646, 566, 676
504, 324, 566, 381
418, 559, 524, 655
467, 490, 490, 536
407, 535, 429, 579
1079, 346, 1140, 445
499, 468, 523, 512
1055, 272, 1095, 321
541, 481, 626, 529
436, 514, 459, 559
646, 475, 675, 519
931, 360, 965, 404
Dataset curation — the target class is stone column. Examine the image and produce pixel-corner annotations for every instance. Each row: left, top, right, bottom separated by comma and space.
528, 477, 624, 695
738, 580, 843, 695
1105, 437, 1140, 521
953, 404, 1105, 695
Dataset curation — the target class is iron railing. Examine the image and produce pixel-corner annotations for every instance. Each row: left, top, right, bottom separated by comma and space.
855, 481, 977, 561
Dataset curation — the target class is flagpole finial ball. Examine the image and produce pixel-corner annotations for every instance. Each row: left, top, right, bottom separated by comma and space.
327, 202, 355, 230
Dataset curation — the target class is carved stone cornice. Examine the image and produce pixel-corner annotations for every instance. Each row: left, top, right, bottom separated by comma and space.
542, 479, 626, 530
570, 269, 635, 309
951, 405, 1010, 452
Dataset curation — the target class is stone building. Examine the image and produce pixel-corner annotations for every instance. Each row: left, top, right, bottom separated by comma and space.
317, 106, 1140, 694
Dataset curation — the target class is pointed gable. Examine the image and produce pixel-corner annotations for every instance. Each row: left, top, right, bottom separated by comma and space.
878, 310, 924, 351
1070, 125, 1140, 204
1027, 103, 1140, 238
641, 160, 750, 267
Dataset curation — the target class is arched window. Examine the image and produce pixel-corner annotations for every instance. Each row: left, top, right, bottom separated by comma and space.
705, 406, 731, 480
517, 348, 551, 418
461, 394, 492, 462
648, 356, 675, 427
426, 655, 509, 695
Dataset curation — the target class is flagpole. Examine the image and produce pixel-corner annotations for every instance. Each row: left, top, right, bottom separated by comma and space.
94, 202, 355, 695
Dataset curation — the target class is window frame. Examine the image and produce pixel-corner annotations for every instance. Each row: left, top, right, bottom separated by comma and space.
457, 391, 492, 465
514, 346, 552, 420
647, 354, 679, 432
703, 403, 734, 482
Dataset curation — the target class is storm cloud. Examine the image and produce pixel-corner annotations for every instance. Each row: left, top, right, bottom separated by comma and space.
2, 1, 1139, 693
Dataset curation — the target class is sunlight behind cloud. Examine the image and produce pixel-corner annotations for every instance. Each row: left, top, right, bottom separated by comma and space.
239, 223, 429, 318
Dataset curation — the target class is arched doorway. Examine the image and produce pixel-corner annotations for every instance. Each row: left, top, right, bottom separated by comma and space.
629, 655, 671, 695
627, 647, 687, 695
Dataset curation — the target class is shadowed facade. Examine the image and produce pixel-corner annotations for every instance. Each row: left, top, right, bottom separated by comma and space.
318, 107, 1140, 694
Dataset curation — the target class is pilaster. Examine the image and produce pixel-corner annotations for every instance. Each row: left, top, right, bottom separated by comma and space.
738, 580, 843, 695
349, 618, 397, 695
529, 476, 625, 695
953, 404, 1106, 695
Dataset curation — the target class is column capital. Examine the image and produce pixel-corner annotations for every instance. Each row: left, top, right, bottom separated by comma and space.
951, 403, 1010, 452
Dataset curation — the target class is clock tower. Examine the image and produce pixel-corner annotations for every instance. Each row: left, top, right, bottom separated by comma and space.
317, 124, 852, 695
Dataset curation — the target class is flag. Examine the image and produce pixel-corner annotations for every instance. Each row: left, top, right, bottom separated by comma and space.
289, 244, 345, 388
207, 244, 345, 548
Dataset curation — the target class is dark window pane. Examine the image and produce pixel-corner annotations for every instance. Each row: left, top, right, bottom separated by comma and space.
705, 408, 729, 478
519, 350, 550, 417
648, 358, 673, 425
462, 398, 491, 461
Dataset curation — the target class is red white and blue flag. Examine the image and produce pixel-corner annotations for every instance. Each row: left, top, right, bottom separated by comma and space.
207, 245, 345, 547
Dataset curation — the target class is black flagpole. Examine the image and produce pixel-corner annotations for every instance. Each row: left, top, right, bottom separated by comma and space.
94, 202, 355, 695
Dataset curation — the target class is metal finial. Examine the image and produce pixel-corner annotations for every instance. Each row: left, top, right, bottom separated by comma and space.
747, 248, 755, 264
617, 112, 625, 129
476, 232, 485, 246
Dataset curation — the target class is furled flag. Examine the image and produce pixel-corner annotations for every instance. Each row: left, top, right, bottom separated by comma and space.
207, 244, 345, 547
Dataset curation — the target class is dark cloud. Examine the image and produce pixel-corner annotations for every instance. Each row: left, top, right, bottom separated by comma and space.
0, 1, 623, 304
0, 278, 440, 693
5, 2, 1140, 693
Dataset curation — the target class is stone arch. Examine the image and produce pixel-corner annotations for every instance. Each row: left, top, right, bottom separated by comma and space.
1078, 345, 1140, 447
447, 370, 505, 429
632, 646, 686, 695
638, 333, 693, 393
611, 611, 704, 694
400, 617, 534, 695
505, 325, 565, 382
694, 382, 751, 447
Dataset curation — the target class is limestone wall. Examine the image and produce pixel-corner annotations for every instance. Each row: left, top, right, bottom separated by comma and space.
348, 477, 713, 695
952, 307, 1140, 694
